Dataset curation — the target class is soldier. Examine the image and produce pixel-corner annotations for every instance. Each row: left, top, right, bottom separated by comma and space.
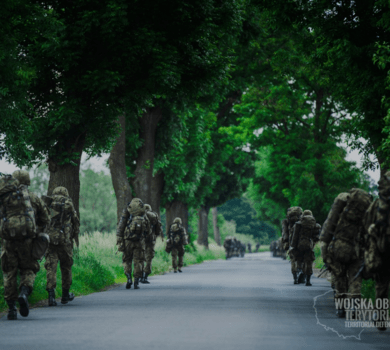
239, 241, 245, 257
0, 170, 50, 320
166, 218, 188, 273
247, 242, 252, 253
282, 207, 303, 284
232, 237, 240, 257
362, 172, 390, 331
255, 242, 260, 252
320, 189, 372, 318
44, 186, 80, 306
277, 237, 287, 260
116, 198, 150, 289
290, 210, 321, 286
140, 204, 163, 284
223, 236, 233, 259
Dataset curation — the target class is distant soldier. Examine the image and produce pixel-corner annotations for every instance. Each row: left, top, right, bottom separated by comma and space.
320, 189, 372, 318
166, 218, 188, 273
270, 240, 277, 257
1, 170, 50, 320
45, 186, 80, 306
255, 242, 260, 252
116, 198, 150, 289
362, 172, 390, 331
290, 210, 321, 286
233, 237, 240, 257
223, 236, 234, 259
247, 242, 252, 253
239, 241, 245, 257
140, 204, 163, 284
282, 207, 303, 284
277, 237, 287, 260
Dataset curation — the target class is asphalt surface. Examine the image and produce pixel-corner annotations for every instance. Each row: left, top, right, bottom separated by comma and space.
0, 252, 389, 350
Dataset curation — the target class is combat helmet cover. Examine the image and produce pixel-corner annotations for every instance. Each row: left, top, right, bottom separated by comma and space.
12, 170, 30, 186
303, 210, 313, 216
144, 204, 152, 212
173, 217, 182, 224
128, 198, 145, 216
378, 171, 390, 196
52, 186, 69, 197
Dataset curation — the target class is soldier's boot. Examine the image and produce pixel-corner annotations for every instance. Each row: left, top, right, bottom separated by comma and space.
298, 271, 306, 284
125, 273, 132, 289
48, 289, 57, 306
6, 300, 17, 320
174, 270, 177, 273
293, 272, 298, 284
178, 268, 182, 273
61, 289, 75, 304
305, 274, 312, 286
140, 272, 150, 284
134, 278, 140, 289
18, 285, 31, 317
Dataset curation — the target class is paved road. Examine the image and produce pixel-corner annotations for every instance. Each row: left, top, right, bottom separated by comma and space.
0, 252, 389, 350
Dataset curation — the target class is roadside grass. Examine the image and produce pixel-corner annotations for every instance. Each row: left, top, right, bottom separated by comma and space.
0, 232, 225, 312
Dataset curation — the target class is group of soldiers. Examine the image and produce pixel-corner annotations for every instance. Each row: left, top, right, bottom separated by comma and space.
270, 238, 287, 259
281, 174, 390, 331
223, 237, 246, 258
0, 170, 79, 320
0, 170, 189, 320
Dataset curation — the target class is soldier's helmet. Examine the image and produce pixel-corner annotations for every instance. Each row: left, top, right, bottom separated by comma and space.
52, 186, 69, 197
173, 217, 182, 224
303, 210, 313, 216
12, 170, 30, 186
129, 198, 145, 216
144, 204, 152, 212
378, 171, 390, 196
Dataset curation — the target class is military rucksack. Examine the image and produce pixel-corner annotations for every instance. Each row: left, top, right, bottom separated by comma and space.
287, 207, 303, 224
296, 215, 317, 251
0, 175, 37, 240
329, 188, 372, 264
169, 223, 185, 245
47, 194, 75, 245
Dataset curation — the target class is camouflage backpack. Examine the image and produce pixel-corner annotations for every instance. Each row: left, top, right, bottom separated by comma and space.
0, 175, 37, 240
145, 210, 163, 242
362, 172, 390, 273
296, 215, 317, 251
47, 192, 75, 245
328, 188, 372, 264
124, 198, 149, 241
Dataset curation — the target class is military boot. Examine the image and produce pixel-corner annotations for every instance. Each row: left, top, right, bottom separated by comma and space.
6, 300, 17, 320
18, 285, 30, 317
305, 274, 312, 286
134, 278, 140, 289
297, 270, 306, 284
48, 289, 57, 306
125, 273, 132, 289
178, 269, 182, 273
293, 272, 298, 284
140, 272, 150, 284
61, 289, 75, 304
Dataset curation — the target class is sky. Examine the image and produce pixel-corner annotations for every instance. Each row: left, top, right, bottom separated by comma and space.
0, 147, 381, 183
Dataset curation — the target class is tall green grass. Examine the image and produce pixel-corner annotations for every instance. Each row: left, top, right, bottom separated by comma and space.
0, 232, 225, 312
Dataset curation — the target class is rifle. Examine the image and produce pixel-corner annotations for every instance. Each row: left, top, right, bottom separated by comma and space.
317, 264, 331, 278
350, 261, 365, 284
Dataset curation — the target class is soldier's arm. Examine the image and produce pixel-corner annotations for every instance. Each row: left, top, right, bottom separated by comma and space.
69, 201, 80, 247
290, 223, 300, 249
313, 223, 321, 244
116, 208, 130, 249
31, 193, 51, 230
281, 219, 289, 244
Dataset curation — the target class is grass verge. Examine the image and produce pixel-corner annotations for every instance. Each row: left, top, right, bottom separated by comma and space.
0, 232, 225, 312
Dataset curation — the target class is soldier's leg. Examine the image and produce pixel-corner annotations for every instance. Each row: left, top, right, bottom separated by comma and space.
347, 259, 362, 300
303, 250, 314, 286
133, 241, 144, 289
172, 248, 178, 272
374, 265, 390, 330
178, 246, 185, 272
59, 244, 74, 304
45, 245, 59, 290
123, 241, 134, 289
144, 242, 155, 275
332, 262, 348, 318
290, 255, 298, 284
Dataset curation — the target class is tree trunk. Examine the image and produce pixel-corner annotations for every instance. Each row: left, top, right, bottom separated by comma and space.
212, 207, 221, 246
108, 115, 133, 223
150, 170, 165, 217
165, 200, 188, 235
132, 106, 162, 204
197, 205, 210, 248
47, 132, 86, 217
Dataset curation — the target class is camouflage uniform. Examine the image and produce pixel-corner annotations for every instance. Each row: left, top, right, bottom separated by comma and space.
141, 204, 163, 283
1, 170, 50, 319
291, 210, 321, 286
321, 189, 372, 318
117, 198, 150, 289
44, 186, 79, 306
247, 243, 252, 253
255, 243, 260, 252
282, 207, 303, 284
362, 172, 390, 330
167, 218, 188, 272
223, 237, 234, 259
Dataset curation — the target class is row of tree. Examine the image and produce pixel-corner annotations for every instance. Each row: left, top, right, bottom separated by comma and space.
2, 1, 390, 245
